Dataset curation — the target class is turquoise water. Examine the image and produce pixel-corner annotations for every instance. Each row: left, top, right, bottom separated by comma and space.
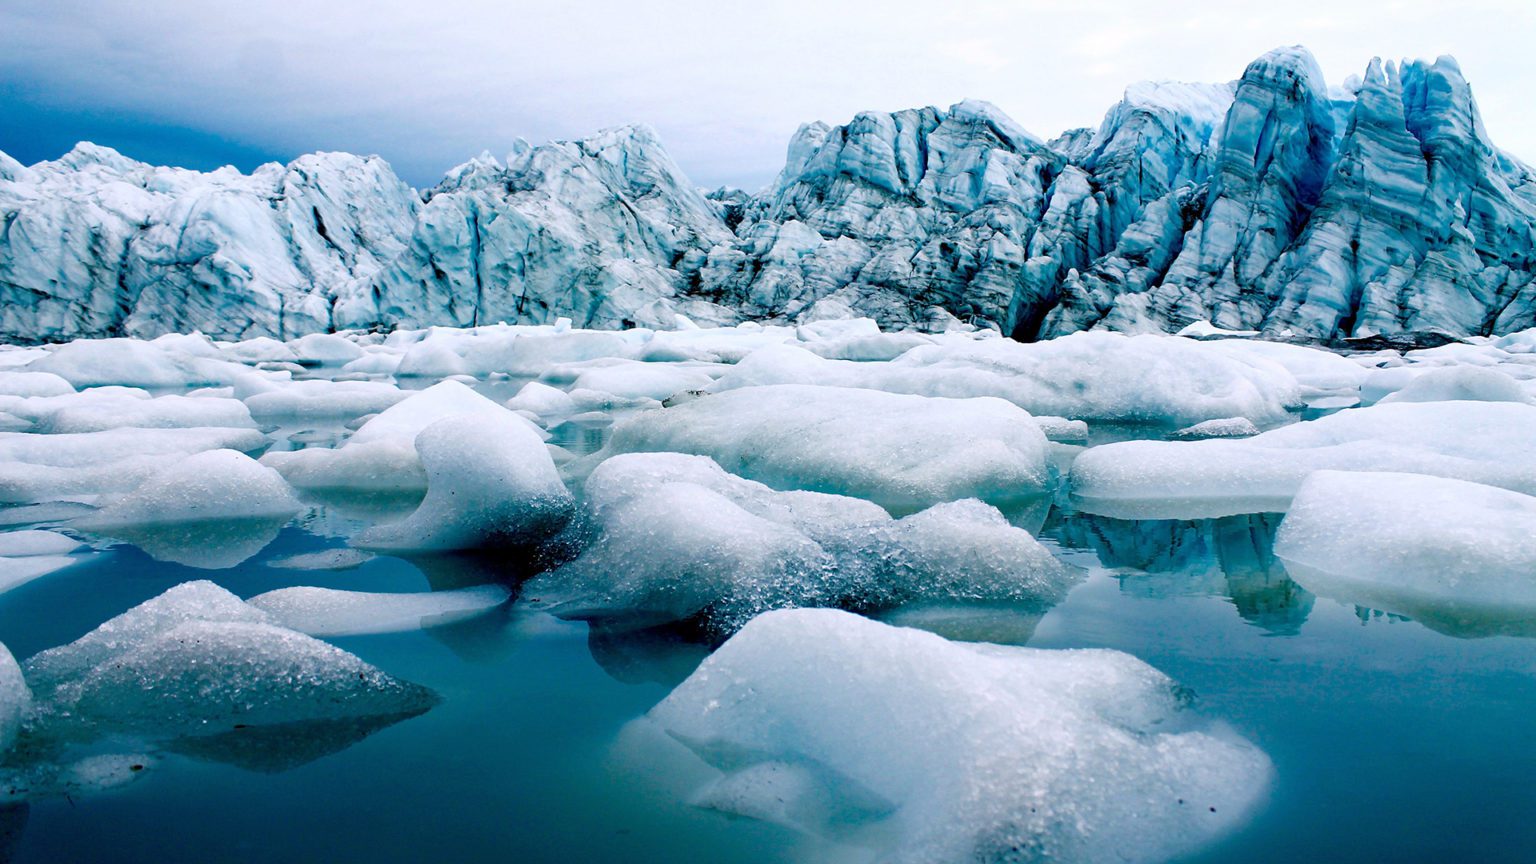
1, 502, 1532, 863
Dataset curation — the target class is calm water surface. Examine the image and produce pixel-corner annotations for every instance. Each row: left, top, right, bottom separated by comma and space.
0, 417, 1531, 863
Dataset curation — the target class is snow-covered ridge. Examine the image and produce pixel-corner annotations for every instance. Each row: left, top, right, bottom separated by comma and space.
2, 46, 1533, 343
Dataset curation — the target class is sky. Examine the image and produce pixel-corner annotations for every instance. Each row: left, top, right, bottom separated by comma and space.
1, 0, 1532, 191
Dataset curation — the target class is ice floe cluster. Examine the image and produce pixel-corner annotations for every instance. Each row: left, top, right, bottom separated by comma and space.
0, 314, 1531, 861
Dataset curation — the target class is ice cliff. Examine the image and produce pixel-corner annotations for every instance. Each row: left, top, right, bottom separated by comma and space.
2, 46, 1532, 343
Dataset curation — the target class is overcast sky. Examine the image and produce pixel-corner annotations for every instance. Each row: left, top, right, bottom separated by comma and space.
1, 1, 1532, 190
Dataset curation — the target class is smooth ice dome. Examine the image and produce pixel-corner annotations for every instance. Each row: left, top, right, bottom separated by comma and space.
1275, 471, 1536, 636
23, 581, 436, 734
597, 384, 1052, 512
647, 609, 1273, 864
354, 411, 574, 550
1070, 401, 1536, 518
78, 449, 301, 529
537, 453, 1071, 634
1376, 366, 1534, 405
248, 584, 511, 636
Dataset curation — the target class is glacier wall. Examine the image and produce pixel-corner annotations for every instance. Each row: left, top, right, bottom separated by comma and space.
2, 46, 1533, 343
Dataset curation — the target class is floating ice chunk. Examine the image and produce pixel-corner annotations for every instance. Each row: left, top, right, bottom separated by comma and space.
151, 331, 224, 359
73, 450, 299, 566
1177, 319, 1259, 338
713, 332, 1301, 426
1275, 471, 1536, 637
1199, 339, 1368, 398
647, 609, 1272, 863
1033, 415, 1089, 443
0, 642, 29, 752
0, 427, 269, 504
540, 453, 1068, 634
27, 338, 232, 389
262, 380, 540, 494
598, 385, 1052, 512
262, 439, 425, 494
248, 584, 511, 636
396, 338, 470, 377
1376, 366, 1533, 405
80, 450, 300, 529
1070, 401, 1536, 519
288, 333, 364, 365
71, 620, 435, 734
0, 371, 74, 398
567, 361, 719, 402
219, 337, 299, 364
0, 555, 82, 595
36, 393, 257, 433
243, 379, 408, 421
1170, 417, 1261, 440
268, 548, 375, 571
566, 387, 658, 411
0, 753, 154, 804
505, 381, 577, 418
354, 411, 574, 551
0, 530, 83, 557
347, 380, 529, 447
23, 580, 269, 699
0, 531, 86, 595
25, 581, 435, 735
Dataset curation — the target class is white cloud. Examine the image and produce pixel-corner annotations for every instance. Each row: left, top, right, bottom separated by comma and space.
1, 0, 1531, 188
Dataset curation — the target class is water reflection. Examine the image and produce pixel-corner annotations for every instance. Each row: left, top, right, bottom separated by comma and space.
586, 621, 712, 688
166, 712, 431, 774
81, 515, 292, 569
1047, 511, 1314, 635
1287, 561, 1536, 640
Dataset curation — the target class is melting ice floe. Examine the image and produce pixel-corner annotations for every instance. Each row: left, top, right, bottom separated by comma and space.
1070, 400, 1536, 519
0, 581, 437, 800
641, 608, 1272, 864
592, 384, 1052, 512
1275, 471, 1536, 637
533, 453, 1072, 635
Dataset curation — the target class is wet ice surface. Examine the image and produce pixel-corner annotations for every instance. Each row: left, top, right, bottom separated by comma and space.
0, 322, 1533, 863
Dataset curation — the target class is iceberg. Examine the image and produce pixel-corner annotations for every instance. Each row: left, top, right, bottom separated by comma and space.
248, 584, 511, 636
1274, 471, 1536, 636
535, 453, 1071, 634
596, 384, 1052, 512
646, 608, 1272, 863
1070, 401, 1536, 518
353, 411, 574, 551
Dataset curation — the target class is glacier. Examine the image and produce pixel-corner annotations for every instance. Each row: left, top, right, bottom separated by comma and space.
1, 46, 1532, 344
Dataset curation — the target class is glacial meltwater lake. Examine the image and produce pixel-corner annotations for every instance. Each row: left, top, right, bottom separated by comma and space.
1, 324, 1534, 864
1, 465, 1533, 862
